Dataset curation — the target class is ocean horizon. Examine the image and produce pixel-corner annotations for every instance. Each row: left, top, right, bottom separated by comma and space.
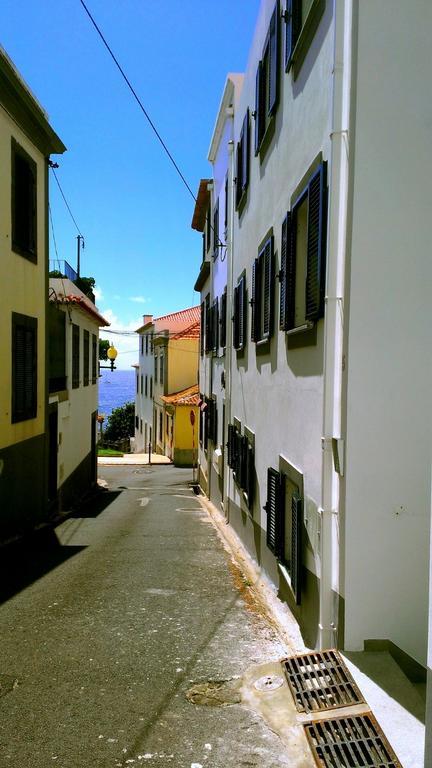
98, 368, 135, 419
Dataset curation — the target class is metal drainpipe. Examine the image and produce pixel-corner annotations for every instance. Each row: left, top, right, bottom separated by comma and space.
223, 137, 235, 523
319, 0, 353, 650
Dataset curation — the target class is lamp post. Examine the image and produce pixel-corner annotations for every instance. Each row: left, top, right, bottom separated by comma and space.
99, 343, 118, 373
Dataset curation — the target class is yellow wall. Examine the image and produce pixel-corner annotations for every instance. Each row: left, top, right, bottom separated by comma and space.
0, 107, 47, 449
174, 405, 199, 451
167, 338, 199, 395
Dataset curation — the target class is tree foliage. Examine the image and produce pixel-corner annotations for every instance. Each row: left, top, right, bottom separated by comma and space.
99, 339, 110, 361
103, 402, 135, 442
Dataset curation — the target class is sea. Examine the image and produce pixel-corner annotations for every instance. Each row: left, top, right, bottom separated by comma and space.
98, 368, 135, 419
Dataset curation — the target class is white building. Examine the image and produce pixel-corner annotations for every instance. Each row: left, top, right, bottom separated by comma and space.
49, 276, 109, 511
193, 1, 432, 753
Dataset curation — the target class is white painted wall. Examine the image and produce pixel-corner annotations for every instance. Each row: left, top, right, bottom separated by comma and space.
343, 0, 432, 664
135, 326, 154, 451
229, 0, 334, 564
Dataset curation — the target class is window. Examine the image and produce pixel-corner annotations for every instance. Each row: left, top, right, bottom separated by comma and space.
235, 110, 250, 209
213, 199, 219, 258
141, 336, 144, 355
264, 466, 303, 604
206, 204, 211, 253
280, 162, 327, 332
136, 372, 139, 393
140, 374, 143, 395
204, 294, 211, 354
140, 419, 143, 434
49, 305, 66, 393
11, 139, 37, 262
92, 334, 97, 384
211, 298, 219, 354
159, 353, 164, 385
12, 312, 37, 423
254, 2, 279, 155
135, 415, 139, 430
233, 275, 247, 352
224, 175, 228, 233
251, 235, 275, 343
220, 288, 227, 349
145, 375, 148, 397
200, 301, 205, 357
283, 0, 324, 76
83, 330, 89, 386
145, 334, 149, 355
227, 423, 255, 509
159, 411, 163, 442
205, 397, 217, 446
150, 377, 153, 398
72, 324, 80, 389
154, 354, 158, 383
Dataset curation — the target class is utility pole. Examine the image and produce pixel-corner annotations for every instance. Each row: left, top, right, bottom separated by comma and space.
76, 234, 85, 277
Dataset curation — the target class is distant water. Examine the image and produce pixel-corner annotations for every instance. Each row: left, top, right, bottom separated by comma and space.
98, 368, 135, 419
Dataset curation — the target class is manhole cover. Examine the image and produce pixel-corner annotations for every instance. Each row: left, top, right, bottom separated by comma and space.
283, 650, 364, 713
254, 674, 284, 692
304, 712, 402, 767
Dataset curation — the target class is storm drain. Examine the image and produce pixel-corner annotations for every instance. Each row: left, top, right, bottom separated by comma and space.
283, 650, 365, 713
304, 712, 403, 767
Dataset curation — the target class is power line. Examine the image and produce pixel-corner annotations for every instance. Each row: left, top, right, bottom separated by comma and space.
50, 166, 83, 236
48, 203, 60, 260
78, 0, 226, 250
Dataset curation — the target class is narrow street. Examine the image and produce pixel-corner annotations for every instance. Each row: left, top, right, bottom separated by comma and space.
0, 465, 302, 768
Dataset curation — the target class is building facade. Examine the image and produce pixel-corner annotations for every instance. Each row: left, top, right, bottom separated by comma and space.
49, 276, 108, 511
0, 48, 65, 542
193, 0, 432, 724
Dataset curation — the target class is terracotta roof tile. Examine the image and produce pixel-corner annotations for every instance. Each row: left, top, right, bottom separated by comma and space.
161, 384, 199, 406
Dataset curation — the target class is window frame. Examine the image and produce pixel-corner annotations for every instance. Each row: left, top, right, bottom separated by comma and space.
251, 234, 275, 344
235, 109, 250, 210
254, 1, 280, 157
11, 139, 37, 263
233, 274, 247, 353
283, 0, 326, 79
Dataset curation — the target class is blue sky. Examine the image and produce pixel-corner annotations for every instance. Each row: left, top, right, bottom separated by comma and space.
2, 0, 261, 367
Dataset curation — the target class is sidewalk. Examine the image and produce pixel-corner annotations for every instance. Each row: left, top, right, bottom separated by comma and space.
98, 452, 172, 466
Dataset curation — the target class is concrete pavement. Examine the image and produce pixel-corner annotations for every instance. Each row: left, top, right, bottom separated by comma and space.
0, 465, 311, 768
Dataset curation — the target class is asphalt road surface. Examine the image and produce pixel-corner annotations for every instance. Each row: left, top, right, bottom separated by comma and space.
0, 465, 292, 767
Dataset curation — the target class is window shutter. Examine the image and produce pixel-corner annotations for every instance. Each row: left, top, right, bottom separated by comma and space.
233, 285, 239, 350
199, 398, 204, 444
254, 62, 264, 155
220, 289, 227, 348
210, 399, 217, 444
279, 214, 288, 330
239, 435, 249, 489
212, 298, 219, 353
72, 324, 80, 389
251, 259, 258, 342
285, 211, 296, 330
265, 468, 282, 554
204, 399, 210, 449
213, 200, 219, 257
200, 301, 205, 357
263, 236, 274, 339
12, 316, 37, 423
284, 0, 301, 71
291, 491, 303, 604
234, 276, 246, 351
245, 442, 255, 509
268, 2, 279, 115
305, 163, 327, 322
235, 141, 242, 208
224, 175, 228, 229
227, 424, 235, 467
83, 330, 89, 386
205, 294, 211, 353
242, 109, 250, 193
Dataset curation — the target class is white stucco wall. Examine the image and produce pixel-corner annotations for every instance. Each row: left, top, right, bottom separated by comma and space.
229, 0, 334, 568
343, 1, 432, 664
135, 327, 154, 451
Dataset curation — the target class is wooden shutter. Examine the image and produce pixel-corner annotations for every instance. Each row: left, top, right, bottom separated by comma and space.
279, 214, 288, 330
205, 294, 211, 353
72, 323, 80, 389
210, 398, 218, 444
12, 313, 37, 423
213, 200, 219, 257
200, 301, 205, 356
262, 236, 274, 339
280, 213, 295, 331
241, 109, 250, 194
235, 140, 242, 208
291, 491, 303, 604
284, 0, 301, 71
268, 2, 279, 115
251, 259, 258, 342
265, 468, 282, 554
220, 289, 227, 348
305, 162, 327, 322
199, 397, 204, 444
234, 276, 246, 351
227, 424, 235, 467
212, 298, 219, 353
254, 62, 264, 154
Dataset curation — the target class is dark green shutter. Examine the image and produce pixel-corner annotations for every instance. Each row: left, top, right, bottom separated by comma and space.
220, 289, 227, 348
291, 491, 303, 604
237, 276, 246, 351
305, 162, 327, 322
280, 212, 295, 330
212, 298, 219, 353
227, 424, 234, 467
279, 214, 288, 330
263, 236, 274, 339
254, 62, 264, 154
205, 294, 211, 353
268, 2, 279, 115
242, 109, 250, 193
12, 313, 37, 423
72, 324, 80, 389
284, 0, 301, 71
200, 301, 205, 356
265, 468, 282, 554
251, 259, 258, 342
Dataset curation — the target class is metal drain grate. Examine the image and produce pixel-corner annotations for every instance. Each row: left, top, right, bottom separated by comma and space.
283, 650, 365, 713
304, 712, 402, 767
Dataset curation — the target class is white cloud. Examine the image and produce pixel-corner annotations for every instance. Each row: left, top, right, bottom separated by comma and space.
129, 296, 149, 304
94, 285, 103, 302
99, 309, 141, 370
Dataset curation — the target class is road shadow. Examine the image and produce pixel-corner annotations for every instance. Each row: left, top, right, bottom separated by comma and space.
69, 489, 122, 519
0, 527, 85, 606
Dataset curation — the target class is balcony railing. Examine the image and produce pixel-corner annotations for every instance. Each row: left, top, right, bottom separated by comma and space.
49, 259, 78, 282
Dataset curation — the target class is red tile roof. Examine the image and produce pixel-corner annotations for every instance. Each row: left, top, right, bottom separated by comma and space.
50, 294, 110, 326
170, 320, 200, 340
161, 384, 199, 406
136, 305, 200, 335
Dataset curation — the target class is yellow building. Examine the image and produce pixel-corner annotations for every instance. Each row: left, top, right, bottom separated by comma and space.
0, 48, 65, 541
153, 316, 199, 466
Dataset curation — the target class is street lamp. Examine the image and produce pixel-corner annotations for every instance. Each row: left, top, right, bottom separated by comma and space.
100, 343, 118, 372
